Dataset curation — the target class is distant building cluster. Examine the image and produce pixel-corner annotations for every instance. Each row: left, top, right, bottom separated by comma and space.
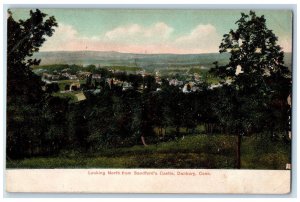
38, 64, 231, 101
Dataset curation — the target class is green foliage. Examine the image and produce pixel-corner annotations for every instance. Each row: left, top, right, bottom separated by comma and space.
6, 9, 291, 171
6, 9, 71, 159
7, 9, 57, 69
211, 10, 291, 134
45, 83, 59, 93
7, 134, 290, 169
241, 135, 291, 169
34, 64, 142, 75
208, 11, 291, 168
52, 92, 78, 103
7, 9, 57, 105
33, 64, 82, 75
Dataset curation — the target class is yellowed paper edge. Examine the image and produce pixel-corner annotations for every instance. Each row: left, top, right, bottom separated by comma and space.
6, 169, 291, 194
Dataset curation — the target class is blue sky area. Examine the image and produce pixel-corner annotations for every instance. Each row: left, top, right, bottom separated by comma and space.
10, 9, 292, 54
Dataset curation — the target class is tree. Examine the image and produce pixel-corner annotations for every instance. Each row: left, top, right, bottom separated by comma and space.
45, 83, 60, 93
210, 11, 291, 168
163, 85, 185, 137
65, 84, 70, 91
144, 75, 157, 92
7, 9, 58, 159
7, 9, 57, 103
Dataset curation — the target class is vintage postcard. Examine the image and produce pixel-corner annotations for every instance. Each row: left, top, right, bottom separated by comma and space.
5, 8, 292, 193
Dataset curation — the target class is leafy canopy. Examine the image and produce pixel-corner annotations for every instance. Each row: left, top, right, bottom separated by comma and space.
7, 9, 57, 68
211, 10, 291, 133
7, 9, 58, 103
212, 11, 289, 91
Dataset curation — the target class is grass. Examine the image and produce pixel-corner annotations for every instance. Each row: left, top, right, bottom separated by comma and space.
6, 134, 290, 169
240, 135, 291, 169
52, 92, 78, 103
57, 91, 87, 102
56, 80, 85, 91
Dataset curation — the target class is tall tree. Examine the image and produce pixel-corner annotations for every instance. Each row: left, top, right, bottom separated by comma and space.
210, 11, 291, 168
7, 9, 57, 103
7, 9, 58, 158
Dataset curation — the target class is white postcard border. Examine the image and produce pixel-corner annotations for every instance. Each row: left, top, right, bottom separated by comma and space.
6, 169, 290, 194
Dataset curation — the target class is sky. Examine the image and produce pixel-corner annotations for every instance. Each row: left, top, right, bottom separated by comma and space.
10, 9, 293, 54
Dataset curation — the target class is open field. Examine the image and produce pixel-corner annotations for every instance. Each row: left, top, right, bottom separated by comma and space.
6, 134, 290, 169
52, 91, 85, 103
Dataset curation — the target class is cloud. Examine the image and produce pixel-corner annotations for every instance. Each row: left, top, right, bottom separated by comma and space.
174, 24, 221, 53
41, 23, 87, 51
104, 22, 173, 44
40, 23, 221, 54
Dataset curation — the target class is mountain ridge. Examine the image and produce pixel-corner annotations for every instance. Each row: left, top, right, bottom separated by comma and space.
33, 51, 292, 71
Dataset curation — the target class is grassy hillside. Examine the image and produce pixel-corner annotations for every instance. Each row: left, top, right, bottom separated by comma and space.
7, 134, 290, 169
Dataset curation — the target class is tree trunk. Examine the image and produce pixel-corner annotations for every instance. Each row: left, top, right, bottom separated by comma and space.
236, 134, 242, 169
141, 135, 148, 146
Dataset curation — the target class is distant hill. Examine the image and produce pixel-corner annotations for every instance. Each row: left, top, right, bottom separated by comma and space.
32, 51, 292, 71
